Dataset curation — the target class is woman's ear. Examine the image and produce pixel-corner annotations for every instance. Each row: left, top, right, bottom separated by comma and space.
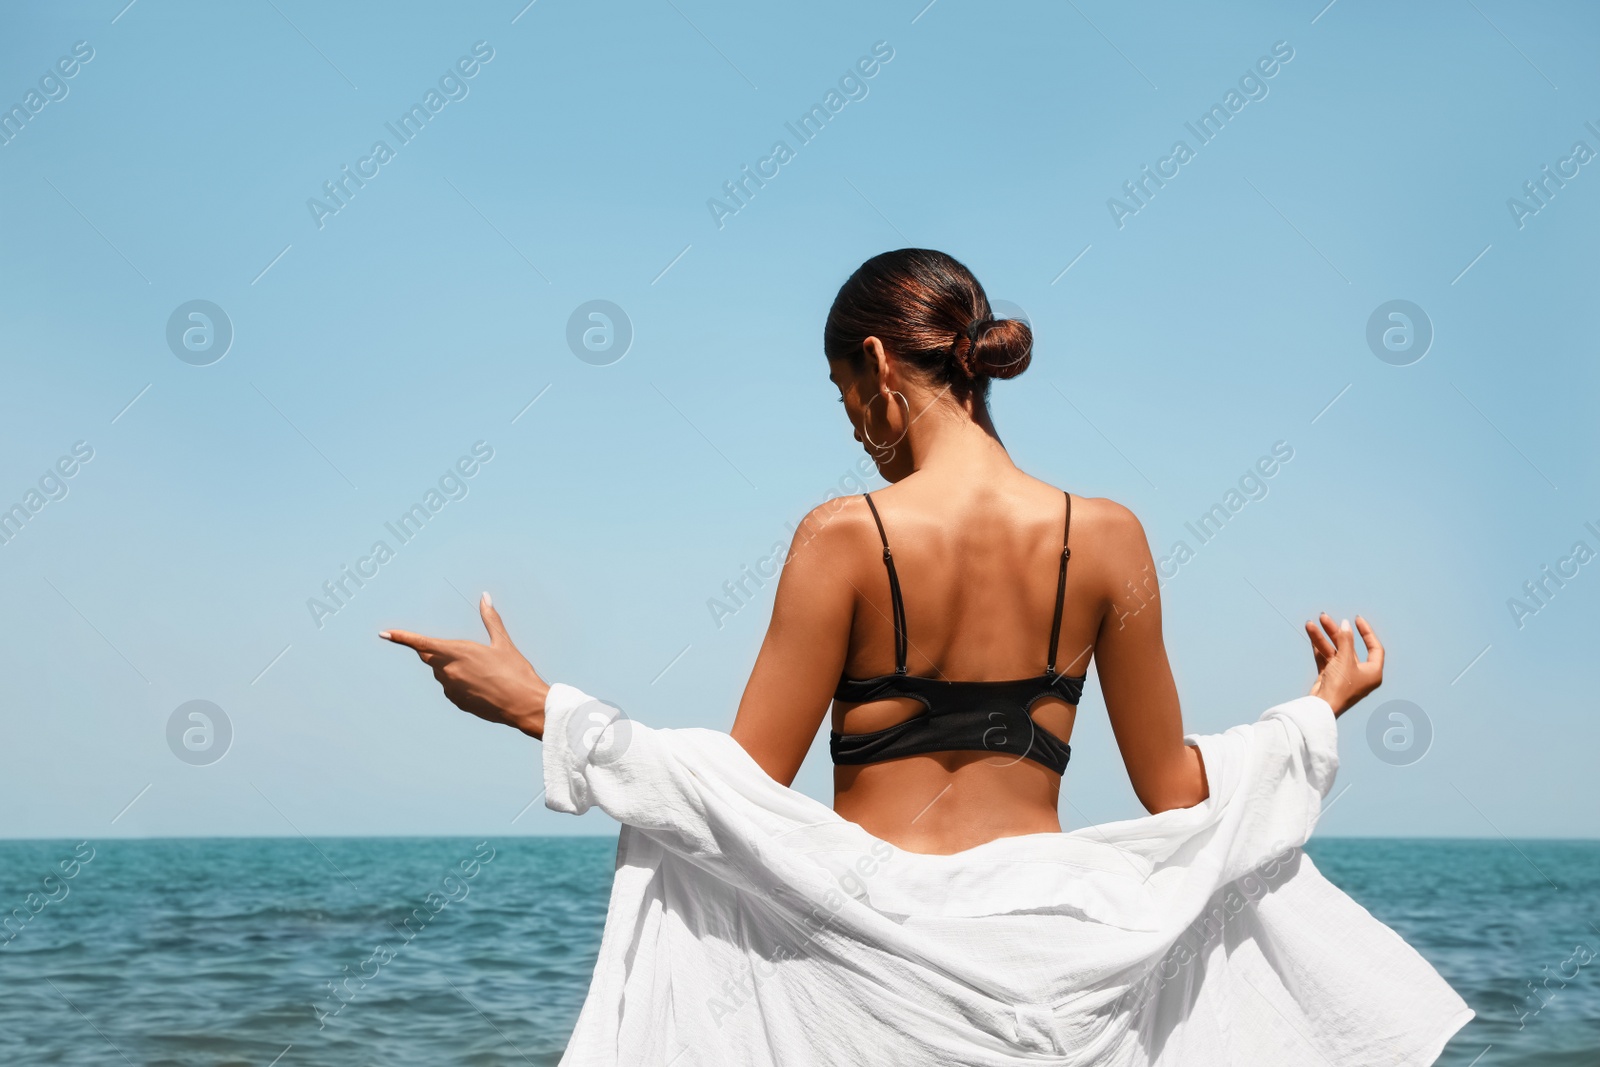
862, 337, 889, 391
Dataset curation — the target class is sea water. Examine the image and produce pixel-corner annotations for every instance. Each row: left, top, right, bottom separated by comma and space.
0, 837, 1593, 1065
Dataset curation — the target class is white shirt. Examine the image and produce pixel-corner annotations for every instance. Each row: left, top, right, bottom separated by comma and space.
541, 684, 1472, 1066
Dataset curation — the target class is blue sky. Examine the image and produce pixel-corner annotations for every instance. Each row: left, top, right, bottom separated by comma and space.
1, 0, 1595, 840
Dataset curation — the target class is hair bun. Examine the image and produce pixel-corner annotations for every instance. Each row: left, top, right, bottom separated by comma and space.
966, 318, 1032, 380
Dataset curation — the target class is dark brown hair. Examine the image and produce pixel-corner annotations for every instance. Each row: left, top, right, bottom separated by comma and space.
823, 248, 1032, 400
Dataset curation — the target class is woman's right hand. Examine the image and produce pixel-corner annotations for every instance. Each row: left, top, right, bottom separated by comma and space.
1304, 613, 1384, 717
381, 594, 549, 739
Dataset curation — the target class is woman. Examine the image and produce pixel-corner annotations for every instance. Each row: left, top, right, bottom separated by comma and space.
384, 250, 1471, 1064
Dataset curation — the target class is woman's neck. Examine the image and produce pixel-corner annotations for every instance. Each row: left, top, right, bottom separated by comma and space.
901, 391, 1014, 478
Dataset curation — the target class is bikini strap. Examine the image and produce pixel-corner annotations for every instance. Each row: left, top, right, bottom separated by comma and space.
1047, 491, 1072, 675
863, 493, 908, 675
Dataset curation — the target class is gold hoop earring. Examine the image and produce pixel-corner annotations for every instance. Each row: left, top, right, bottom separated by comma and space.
862, 390, 911, 450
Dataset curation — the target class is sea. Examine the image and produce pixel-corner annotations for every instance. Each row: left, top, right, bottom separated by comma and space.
0, 837, 1594, 1066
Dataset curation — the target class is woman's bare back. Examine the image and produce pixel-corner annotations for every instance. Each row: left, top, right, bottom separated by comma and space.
826, 470, 1134, 851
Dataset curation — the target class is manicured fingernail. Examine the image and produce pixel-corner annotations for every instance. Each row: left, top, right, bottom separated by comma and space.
378, 631, 391, 639
482, 592, 492, 606
1340, 618, 1350, 631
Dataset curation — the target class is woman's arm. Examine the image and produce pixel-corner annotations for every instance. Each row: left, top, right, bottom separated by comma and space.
1090, 504, 1210, 813
378, 504, 856, 780
728, 504, 858, 786
1092, 505, 1386, 814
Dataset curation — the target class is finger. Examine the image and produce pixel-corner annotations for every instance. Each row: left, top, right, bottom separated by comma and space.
382, 630, 462, 665
1354, 615, 1384, 671
479, 592, 511, 649
1317, 614, 1348, 670
1304, 619, 1336, 661
1334, 616, 1356, 660
381, 629, 444, 655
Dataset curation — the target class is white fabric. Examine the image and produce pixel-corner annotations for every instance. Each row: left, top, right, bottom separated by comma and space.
542, 684, 1472, 1066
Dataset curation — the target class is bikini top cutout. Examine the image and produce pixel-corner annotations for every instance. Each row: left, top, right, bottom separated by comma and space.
830, 491, 1087, 775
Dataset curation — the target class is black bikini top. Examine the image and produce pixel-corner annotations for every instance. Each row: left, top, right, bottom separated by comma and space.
830, 491, 1087, 775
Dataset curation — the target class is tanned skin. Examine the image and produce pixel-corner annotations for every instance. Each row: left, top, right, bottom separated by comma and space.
383, 335, 1384, 855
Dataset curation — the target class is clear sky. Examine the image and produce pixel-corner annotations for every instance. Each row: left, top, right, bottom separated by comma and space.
1, 0, 1595, 840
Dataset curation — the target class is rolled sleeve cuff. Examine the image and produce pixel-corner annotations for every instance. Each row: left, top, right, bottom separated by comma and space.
541, 681, 595, 815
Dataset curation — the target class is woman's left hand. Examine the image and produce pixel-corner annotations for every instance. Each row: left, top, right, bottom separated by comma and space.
1304, 612, 1383, 717
382, 594, 549, 739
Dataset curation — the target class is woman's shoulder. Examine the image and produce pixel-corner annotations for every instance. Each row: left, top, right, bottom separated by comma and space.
1066, 491, 1146, 537
1005, 474, 1146, 539
1045, 489, 1155, 582
1003, 480, 1152, 574
784, 493, 882, 569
